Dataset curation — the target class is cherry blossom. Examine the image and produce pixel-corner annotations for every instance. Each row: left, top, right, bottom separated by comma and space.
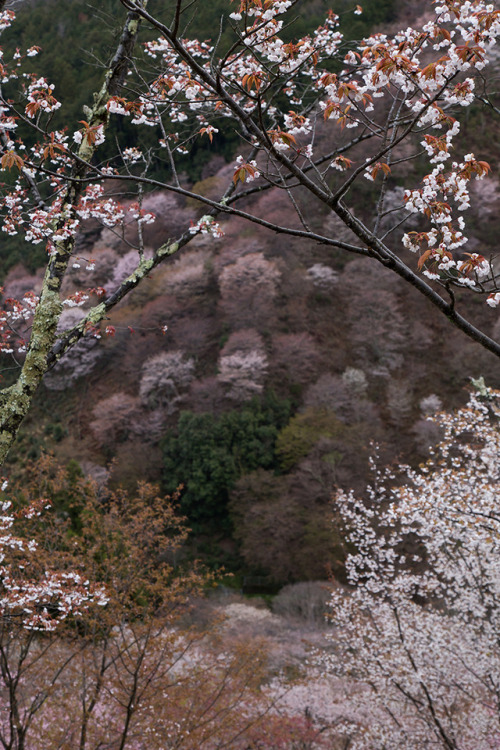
325, 384, 500, 749
0, 491, 107, 631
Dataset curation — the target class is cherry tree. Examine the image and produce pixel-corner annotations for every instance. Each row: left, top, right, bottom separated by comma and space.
0, 492, 107, 633
271, 333, 322, 387
325, 384, 500, 749
0, 0, 499, 463
139, 350, 195, 412
218, 252, 282, 327
90, 391, 143, 446
217, 329, 268, 400
0, 478, 108, 750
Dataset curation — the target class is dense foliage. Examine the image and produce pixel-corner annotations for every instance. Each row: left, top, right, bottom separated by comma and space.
162, 395, 291, 530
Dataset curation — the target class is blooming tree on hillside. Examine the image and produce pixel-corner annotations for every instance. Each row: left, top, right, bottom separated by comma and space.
326, 384, 500, 749
0, 0, 499, 461
218, 252, 281, 327
217, 329, 268, 400
139, 350, 195, 412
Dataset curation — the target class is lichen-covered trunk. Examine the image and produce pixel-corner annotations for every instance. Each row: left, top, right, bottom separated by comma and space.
0, 6, 146, 467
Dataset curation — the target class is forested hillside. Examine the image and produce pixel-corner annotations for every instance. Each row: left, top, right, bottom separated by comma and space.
1, 0, 500, 580
1, 0, 500, 747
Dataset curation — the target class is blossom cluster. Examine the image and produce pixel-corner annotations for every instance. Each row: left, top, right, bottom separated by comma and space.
25, 76, 61, 119
0, 494, 107, 631
188, 215, 224, 238
402, 155, 495, 286
96, 0, 500, 307
0, 291, 38, 354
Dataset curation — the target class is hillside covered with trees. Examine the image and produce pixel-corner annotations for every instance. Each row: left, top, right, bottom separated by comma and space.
0, 0, 499, 745
1, 0, 500, 580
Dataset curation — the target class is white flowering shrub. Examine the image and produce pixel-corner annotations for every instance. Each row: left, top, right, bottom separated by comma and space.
218, 252, 281, 327
164, 249, 211, 296
90, 392, 142, 447
272, 581, 333, 625
44, 306, 104, 390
